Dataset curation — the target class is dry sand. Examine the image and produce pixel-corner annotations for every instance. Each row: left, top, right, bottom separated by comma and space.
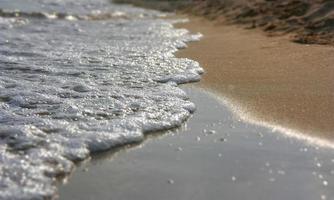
176, 16, 334, 143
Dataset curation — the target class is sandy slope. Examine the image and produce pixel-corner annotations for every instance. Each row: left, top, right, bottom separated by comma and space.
176, 16, 334, 142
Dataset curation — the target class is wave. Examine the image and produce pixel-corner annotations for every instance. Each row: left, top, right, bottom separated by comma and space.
0, 1, 202, 199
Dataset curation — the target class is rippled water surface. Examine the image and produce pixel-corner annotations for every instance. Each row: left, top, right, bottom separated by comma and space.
0, 0, 202, 199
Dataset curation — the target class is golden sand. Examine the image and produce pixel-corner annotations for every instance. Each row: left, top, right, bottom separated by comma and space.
176, 17, 334, 141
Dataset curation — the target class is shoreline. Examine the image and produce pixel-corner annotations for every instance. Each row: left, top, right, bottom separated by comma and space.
175, 16, 334, 145
59, 86, 334, 200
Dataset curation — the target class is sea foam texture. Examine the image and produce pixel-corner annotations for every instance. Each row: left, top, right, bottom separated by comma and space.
0, 0, 203, 199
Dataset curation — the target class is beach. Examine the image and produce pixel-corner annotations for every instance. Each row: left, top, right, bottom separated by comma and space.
1, 0, 334, 199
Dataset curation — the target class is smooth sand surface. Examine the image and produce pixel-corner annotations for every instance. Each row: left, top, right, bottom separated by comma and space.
59, 87, 334, 200
176, 17, 334, 142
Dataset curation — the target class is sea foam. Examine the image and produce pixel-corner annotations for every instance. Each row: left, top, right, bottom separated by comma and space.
0, 0, 202, 199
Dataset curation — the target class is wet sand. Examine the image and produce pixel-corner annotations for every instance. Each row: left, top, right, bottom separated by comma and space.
176, 16, 334, 143
59, 86, 334, 200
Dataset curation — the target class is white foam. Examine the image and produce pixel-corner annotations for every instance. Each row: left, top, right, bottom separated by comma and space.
0, 0, 203, 199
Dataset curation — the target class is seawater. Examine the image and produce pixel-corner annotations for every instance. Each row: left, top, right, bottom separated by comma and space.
0, 0, 202, 199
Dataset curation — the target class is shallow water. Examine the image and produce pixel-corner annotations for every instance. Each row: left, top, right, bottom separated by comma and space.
0, 0, 202, 199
